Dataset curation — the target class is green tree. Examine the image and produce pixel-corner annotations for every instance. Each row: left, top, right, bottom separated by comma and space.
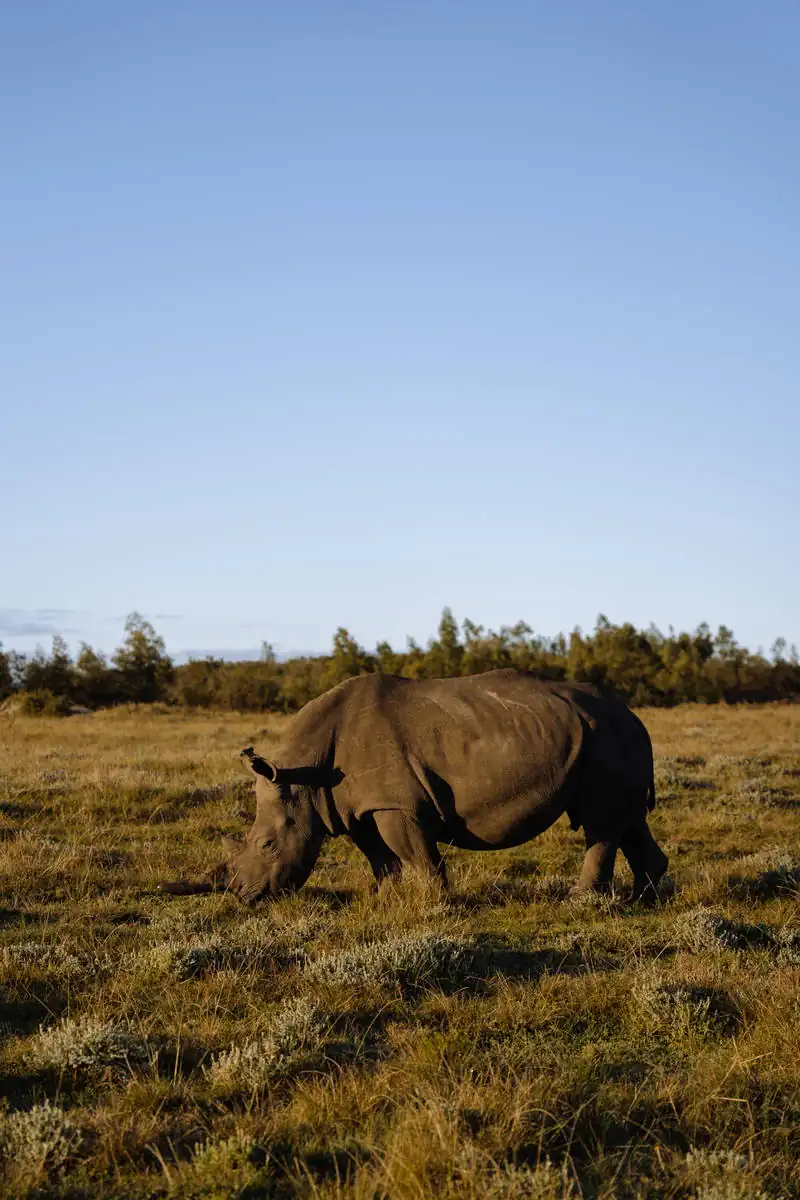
221, 660, 283, 711
461, 619, 492, 675
7, 650, 27, 691
174, 658, 223, 709
0, 642, 12, 701
424, 608, 464, 677
567, 618, 662, 704
711, 624, 747, 701
323, 628, 375, 689
771, 637, 788, 663
112, 613, 174, 703
769, 637, 800, 698
23, 635, 75, 698
375, 640, 403, 675
401, 637, 428, 679
280, 656, 330, 710
74, 643, 119, 708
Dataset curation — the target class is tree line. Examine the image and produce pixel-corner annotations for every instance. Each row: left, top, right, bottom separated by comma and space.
0, 614, 174, 715
1, 609, 799, 715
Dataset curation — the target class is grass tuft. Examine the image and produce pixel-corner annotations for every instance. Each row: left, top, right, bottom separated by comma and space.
727, 850, 800, 899
675, 907, 775, 953
27, 1014, 149, 1074
207, 997, 328, 1092
0, 1101, 80, 1191
304, 931, 476, 993
634, 976, 741, 1035
684, 1147, 771, 1200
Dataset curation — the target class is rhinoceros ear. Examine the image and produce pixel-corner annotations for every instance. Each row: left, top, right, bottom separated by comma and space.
240, 747, 280, 781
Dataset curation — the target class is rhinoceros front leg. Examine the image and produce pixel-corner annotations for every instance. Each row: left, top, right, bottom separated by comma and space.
349, 814, 402, 888
371, 810, 447, 886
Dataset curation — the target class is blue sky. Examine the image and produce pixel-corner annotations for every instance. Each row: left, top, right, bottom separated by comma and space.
2, 1, 798, 659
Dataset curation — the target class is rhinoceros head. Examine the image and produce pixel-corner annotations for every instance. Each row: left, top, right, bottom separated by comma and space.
158, 747, 338, 903
219, 747, 329, 904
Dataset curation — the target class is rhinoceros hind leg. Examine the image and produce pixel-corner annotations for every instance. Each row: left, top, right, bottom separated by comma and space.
371, 810, 447, 886
575, 827, 619, 893
620, 819, 668, 905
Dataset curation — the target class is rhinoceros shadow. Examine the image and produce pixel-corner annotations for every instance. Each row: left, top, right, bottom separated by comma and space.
469, 935, 619, 984
0, 907, 39, 927
301, 886, 359, 909
0, 801, 41, 826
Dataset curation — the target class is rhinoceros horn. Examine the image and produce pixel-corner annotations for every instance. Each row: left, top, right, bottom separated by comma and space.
156, 854, 230, 896
156, 879, 215, 896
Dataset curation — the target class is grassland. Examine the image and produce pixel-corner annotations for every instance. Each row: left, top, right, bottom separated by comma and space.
1, 703, 799, 1199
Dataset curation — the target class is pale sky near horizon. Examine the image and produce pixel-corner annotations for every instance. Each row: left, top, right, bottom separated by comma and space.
2, 1, 798, 660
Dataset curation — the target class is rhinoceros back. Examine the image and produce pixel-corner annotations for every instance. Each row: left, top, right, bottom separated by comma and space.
295, 672, 585, 849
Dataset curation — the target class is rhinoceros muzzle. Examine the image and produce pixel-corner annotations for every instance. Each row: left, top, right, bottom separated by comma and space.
233, 879, 268, 906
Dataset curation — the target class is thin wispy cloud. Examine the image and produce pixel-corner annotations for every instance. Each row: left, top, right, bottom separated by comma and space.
103, 613, 185, 624
0, 609, 85, 638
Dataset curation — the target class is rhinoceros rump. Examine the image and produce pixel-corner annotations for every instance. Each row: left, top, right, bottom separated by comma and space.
159, 671, 668, 905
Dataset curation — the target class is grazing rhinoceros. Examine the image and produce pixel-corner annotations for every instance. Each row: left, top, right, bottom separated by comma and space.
159, 670, 668, 905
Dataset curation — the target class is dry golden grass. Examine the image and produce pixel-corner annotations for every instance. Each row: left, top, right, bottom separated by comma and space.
1, 702, 799, 1198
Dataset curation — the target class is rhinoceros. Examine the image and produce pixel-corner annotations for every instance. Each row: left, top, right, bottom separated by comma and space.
159, 670, 668, 905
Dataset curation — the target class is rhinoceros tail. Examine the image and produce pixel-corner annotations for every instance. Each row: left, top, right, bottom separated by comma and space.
647, 760, 656, 811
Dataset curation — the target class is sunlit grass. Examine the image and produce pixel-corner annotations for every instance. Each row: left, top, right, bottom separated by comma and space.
1, 703, 799, 1196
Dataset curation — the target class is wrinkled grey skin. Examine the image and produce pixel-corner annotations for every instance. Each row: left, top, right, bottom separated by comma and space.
160, 670, 668, 906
